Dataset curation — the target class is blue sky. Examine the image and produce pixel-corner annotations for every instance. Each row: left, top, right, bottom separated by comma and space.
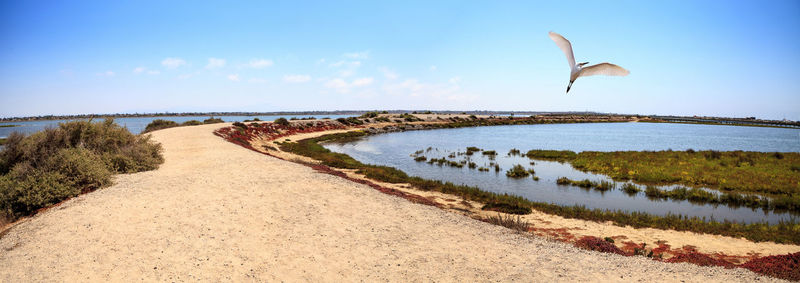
1, 0, 798, 119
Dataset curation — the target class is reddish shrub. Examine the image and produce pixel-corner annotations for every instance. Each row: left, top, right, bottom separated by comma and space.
574, 236, 626, 256
740, 252, 800, 281
665, 251, 734, 268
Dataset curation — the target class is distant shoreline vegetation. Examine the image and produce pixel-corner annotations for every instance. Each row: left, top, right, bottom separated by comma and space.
0, 125, 19, 128
1, 111, 797, 128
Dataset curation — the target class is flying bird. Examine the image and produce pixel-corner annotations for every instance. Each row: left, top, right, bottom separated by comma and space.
549, 31, 629, 93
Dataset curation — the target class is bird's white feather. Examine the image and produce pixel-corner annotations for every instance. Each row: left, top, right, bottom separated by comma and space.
548, 31, 575, 68
578, 63, 630, 77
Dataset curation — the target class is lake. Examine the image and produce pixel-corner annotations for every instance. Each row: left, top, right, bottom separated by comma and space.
324, 122, 800, 224
0, 115, 353, 138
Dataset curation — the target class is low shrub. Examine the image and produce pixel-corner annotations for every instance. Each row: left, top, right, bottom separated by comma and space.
482, 150, 497, 156
143, 119, 179, 133
483, 213, 531, 232
181, 120, 202, 126
397, 114, 422, 122
203, 117, 224, 124
360, 111, 380, 118
274, 117, 290, 126
232, 122, 247, 129
336, 117, 365, 125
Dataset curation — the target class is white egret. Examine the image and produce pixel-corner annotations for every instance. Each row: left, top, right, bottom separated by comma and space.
549, 31, 629, 93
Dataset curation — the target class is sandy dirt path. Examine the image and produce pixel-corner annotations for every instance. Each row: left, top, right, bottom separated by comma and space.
0, 124, 782, 282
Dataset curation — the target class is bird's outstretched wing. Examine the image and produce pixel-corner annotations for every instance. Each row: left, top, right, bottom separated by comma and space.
548, 31, 575, 68
578, 63, 630, 77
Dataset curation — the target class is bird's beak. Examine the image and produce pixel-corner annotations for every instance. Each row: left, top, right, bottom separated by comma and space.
566, 81, 573, 93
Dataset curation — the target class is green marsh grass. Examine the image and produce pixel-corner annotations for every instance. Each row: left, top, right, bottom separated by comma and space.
526, 149, 800, 210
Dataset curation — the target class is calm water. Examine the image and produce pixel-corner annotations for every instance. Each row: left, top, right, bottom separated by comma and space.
324, 122, 800, 224
0, 115, 353, 138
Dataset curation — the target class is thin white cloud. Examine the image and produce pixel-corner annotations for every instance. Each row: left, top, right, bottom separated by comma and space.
329, 60, 361, 68
351, 77, 374, 87
343, 51, 369, 59
248, 59, 274, 68
430, 65, 437, 71
134, 67, 160, 75
324, 78, 348, 90
227, 74, 240, 81
206, 57, 226, 69
338, 69, 354, 77
96, 71, 115, 77
161, 57, 186, 69
379, 67, 398, 80
382, 77, 465, 100
283, 74, 311, 83
324, 77, 373, 93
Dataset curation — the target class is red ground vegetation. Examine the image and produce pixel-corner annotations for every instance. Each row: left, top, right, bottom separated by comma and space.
213, 120, 352, 149
574, 236, 626, 255
740, 252, 800, 281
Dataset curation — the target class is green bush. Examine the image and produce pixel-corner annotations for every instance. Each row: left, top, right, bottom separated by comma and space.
203, 117, 224, 124
274, 117, 290, 126
1, 171, 77, 218
44, 148, 112, 192
0, 119, 163, 222
232, 122, 247, 129
181, 120, 203, 126
143, 119, 179, 133
360, 111, 380, 118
